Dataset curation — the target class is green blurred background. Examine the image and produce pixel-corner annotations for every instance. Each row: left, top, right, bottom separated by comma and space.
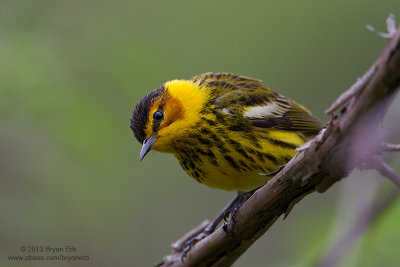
1, 0, 400, 266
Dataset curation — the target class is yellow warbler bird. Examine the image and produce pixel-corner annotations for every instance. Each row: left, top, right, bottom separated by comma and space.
130, 72, 322, 256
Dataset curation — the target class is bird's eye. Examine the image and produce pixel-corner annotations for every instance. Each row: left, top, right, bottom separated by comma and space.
153, 111, 164, 122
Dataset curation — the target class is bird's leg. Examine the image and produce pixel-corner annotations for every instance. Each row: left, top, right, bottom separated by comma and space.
223, 189, 257, 233
181, 189, 257, 261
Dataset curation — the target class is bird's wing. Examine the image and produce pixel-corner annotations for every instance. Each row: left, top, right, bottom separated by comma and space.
242, 96, 323, 132
203, 73, 323, 133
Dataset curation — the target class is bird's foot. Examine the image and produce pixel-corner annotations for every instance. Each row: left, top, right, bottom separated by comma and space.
181, 226, 213, 262
180, 189, 256, 262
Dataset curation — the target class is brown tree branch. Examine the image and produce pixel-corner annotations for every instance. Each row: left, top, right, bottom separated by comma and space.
158, 16, 400, 267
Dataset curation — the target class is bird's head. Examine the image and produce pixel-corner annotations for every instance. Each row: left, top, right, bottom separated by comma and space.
130, 79, 208, 160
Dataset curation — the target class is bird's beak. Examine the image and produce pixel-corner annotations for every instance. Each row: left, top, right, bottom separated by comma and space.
140, 133, 157, 161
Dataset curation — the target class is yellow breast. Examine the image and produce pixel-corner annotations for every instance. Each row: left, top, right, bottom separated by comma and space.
174, 129, 305, 191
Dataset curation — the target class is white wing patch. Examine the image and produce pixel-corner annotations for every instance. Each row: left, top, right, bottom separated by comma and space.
221, 108, 230, 114
243, 102, 287, 118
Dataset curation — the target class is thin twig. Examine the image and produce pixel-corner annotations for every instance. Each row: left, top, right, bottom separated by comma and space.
327, 14, 398, 115
325, 65, 376, 115
367, 14, 397, 39
374, 156, 400, 188
383, 142, 400, 152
